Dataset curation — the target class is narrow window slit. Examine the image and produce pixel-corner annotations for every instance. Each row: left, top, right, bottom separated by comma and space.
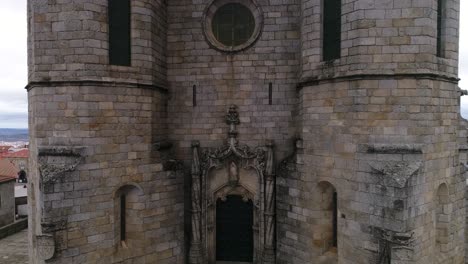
437, 0, 445, 57
268, 83, 273, 105
193, 85, 197, 107
332, 191, 337, 248
109, 0, 131, 66
323, 0, 342, 61
120, 194, 126, 242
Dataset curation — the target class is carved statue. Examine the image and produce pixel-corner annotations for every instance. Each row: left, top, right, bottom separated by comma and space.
229, 161, 239, 185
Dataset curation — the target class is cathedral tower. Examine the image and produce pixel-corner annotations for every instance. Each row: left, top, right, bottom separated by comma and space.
27, 0, 464, 263
277, 0, 464, 263
27, 1, 184, 263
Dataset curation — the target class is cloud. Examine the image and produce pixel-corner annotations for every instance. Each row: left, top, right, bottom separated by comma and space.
1, 1, 468, 126
0, 0, 27, 128
0, 112, 28, 129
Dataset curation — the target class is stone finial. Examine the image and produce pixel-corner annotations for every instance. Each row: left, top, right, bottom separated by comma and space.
226, 105, 240, 125
226, 105, 240, 145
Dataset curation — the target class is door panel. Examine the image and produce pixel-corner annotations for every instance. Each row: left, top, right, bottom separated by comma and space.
216, 195, 253, 262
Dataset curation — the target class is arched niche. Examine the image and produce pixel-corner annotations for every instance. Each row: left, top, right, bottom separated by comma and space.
316, 181, 338, 255
113, 184, 145, 251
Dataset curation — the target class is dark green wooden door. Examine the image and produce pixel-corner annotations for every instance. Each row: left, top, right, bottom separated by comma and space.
216, 195, 253, 262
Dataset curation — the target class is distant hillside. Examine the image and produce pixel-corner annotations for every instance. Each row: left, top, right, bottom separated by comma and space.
0, 128, 29, 142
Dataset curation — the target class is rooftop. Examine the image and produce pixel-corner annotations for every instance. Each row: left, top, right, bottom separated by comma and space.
0, 146, 12, 153
0, 149, 29, 159
0, 175, 16, 184
0, 159, 19, 179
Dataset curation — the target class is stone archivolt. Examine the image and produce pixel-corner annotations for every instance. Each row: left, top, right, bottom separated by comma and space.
190, 105, 276, 264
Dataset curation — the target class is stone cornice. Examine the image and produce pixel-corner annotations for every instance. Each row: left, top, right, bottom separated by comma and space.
297, 73, 460, 89
25, 80, 168, 93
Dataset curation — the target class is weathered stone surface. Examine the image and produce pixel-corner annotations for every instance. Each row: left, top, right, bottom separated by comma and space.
27, 0, 466, 264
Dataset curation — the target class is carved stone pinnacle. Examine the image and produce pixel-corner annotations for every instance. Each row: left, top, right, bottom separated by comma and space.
226, 105, 240, 125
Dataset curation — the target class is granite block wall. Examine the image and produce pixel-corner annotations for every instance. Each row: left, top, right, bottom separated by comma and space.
166, 0, 301, 161
300, 0, 460, 79
28, 0, 167, 86
26, 0, 466, 263
276, 77, 465, 264
27, 85, 184, 264
0, 180, 15, 228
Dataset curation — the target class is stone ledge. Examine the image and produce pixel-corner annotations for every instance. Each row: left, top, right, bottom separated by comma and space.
358, 144, 423, 154
0, 218, 28, 240
297, 72, 460, 89
25, 80, 168, 93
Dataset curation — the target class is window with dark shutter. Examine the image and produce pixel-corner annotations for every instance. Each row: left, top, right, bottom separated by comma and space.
109, 0, 131, 66
323, 0, 342, 61
437, 0, 444, 57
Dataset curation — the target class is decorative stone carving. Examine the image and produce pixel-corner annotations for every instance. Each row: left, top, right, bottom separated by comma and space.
202, 0, 264, 53
460, 162, 468, 174
37, 235, 55, 261
41, 220, 67, 233
228, 161, 239, 185
369, 161, 422, 188
162, 159, 184, 171
360, 143, 423, 154
373, 227, 414, 264
226, 104, 240, 126
190, 105, 275, 264
215, 185, 253, 203
263, 140, 276, 261
189, 141, 203, 263
152, 140, 173, 151
38, 146, 85, 184
458, 88, 468, 97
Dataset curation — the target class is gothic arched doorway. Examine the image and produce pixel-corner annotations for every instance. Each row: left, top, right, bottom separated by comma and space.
216, 195, 254, 262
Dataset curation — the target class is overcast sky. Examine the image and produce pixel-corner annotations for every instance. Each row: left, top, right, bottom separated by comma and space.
0, 2, 468, 128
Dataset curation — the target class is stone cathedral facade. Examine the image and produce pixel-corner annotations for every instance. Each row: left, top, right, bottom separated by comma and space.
27, 0, 468, 263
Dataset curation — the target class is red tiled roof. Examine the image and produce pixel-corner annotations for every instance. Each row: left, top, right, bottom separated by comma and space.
0, 146, 12, 153
0, 175, 16, 184
0, 149, 29, 158
0, 158, 19, 179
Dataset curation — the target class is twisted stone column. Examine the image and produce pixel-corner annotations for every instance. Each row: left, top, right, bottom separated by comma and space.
189, 141, 202, 263
264, 140, 276, 263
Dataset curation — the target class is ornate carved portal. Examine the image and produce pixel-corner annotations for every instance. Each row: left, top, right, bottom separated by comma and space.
189, 105, 276, 264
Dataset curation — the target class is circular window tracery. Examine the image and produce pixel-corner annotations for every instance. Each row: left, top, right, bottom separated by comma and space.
212, 3, 255, 47
203, 0, 263, 52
